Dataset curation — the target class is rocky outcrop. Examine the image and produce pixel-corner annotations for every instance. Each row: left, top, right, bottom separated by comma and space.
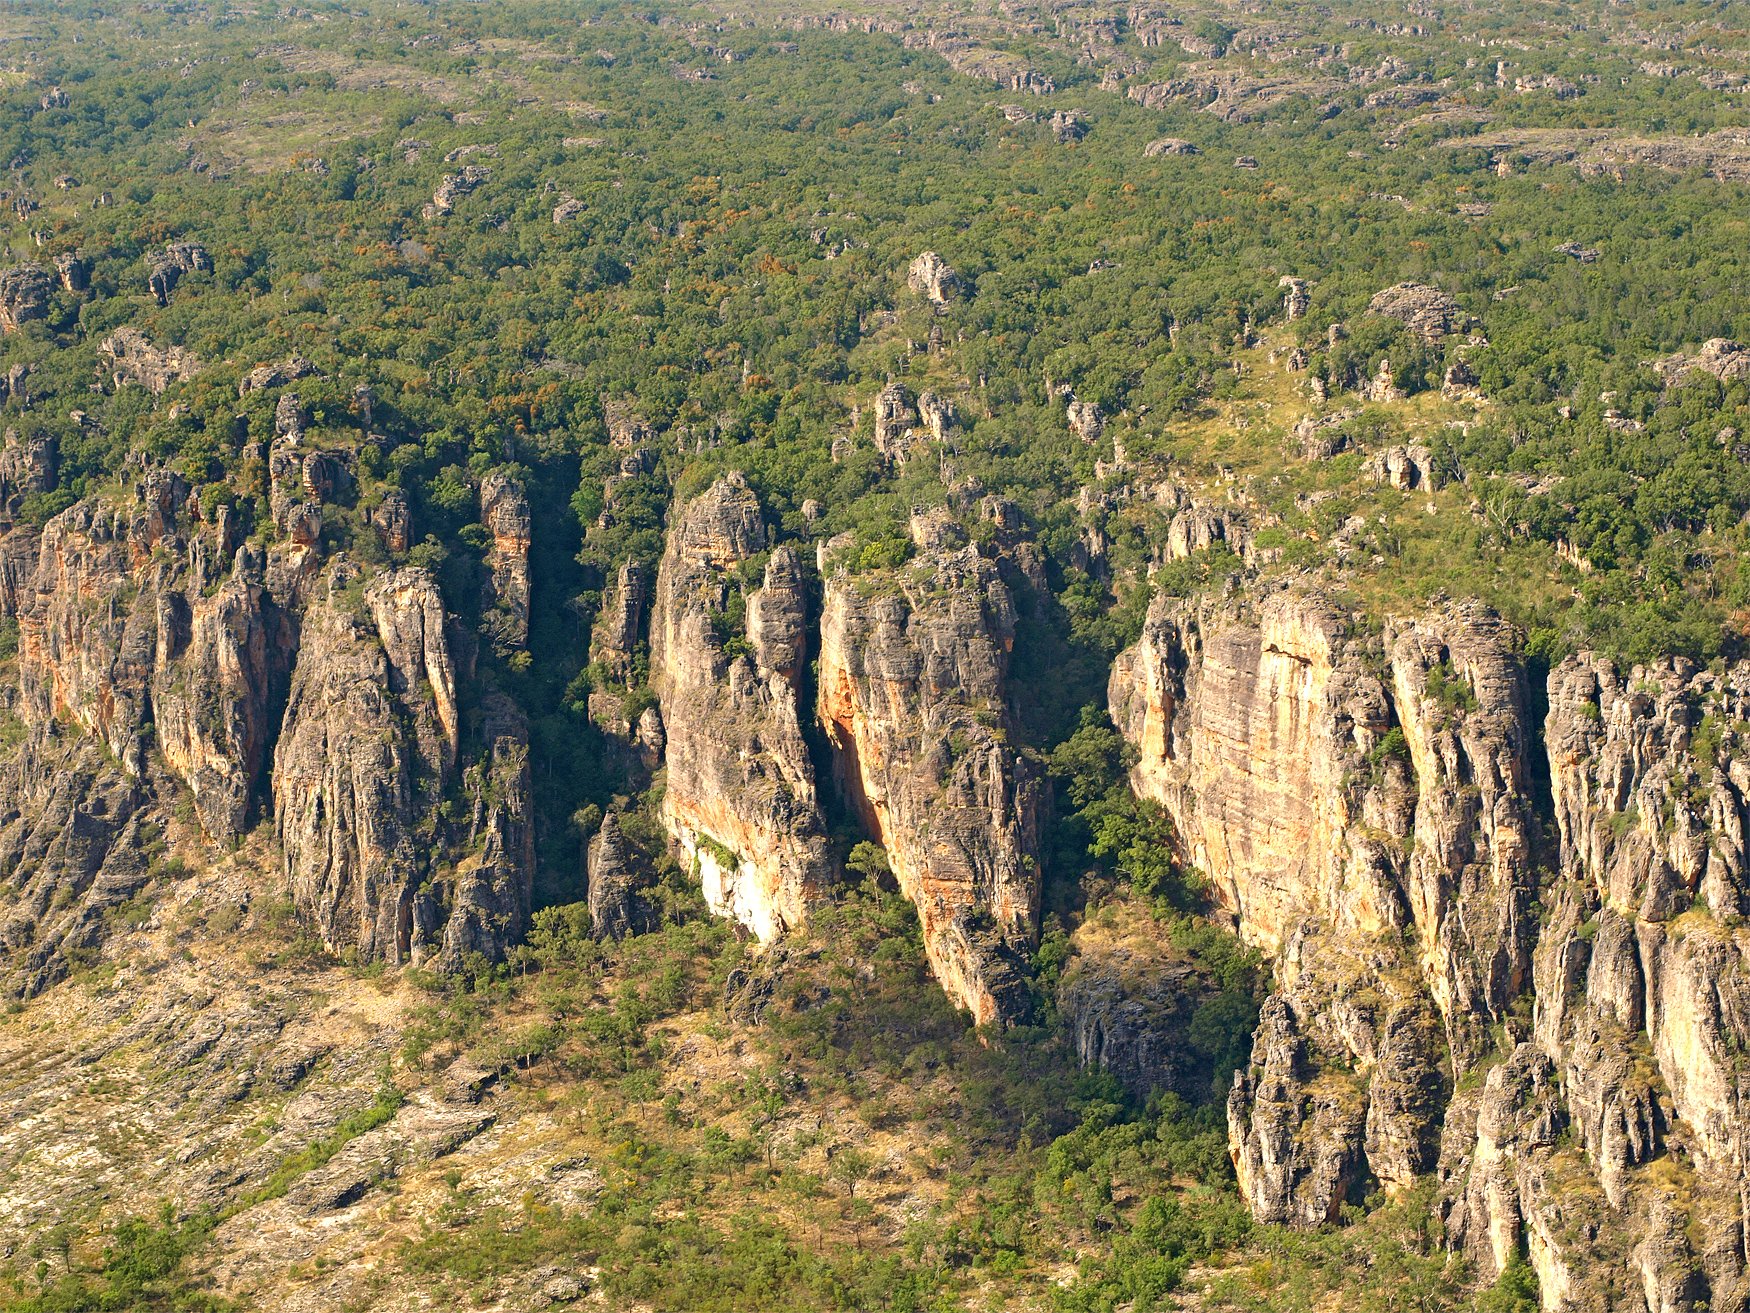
479, 471, 531, 653
0, 265, 54, 332
1367, 281, 1465, 342
587, 560, 651, 739
0, 480, 277, 990
649, 474, 835, 942
1496, 654, 1750, 1305
0, 431, 54, 521
1111, 589, 1750, 1304
1280, 276, 1310, 320
1653, 337, 1750, 385
1059, 908, 1211, 1101
102, 328, 201, 395
238, 356, 317, 397
1109, 590, 1411, 952
587, 812, 655, 941
52, 252, 86, 293
1067, 399, 1103, 441
1049, 109, 1085, 143
1364, 443, 1443, 491
371, 491, 412, 554
1110, 590, 1536, 1225
442, 696, 534, 969
818, 521, 1042, 1025
147, 242, 212, 305
0, 458, 533, 992
149, 555, 278, 843
907, 251, 962, 304
273, 563, 463, 964
872, 381, 923, 466
917, 390, 957, 442
426, 165, 489, 218
1144, 136, 1199, 157
0, 735, 150, 999
1386, 608, 1535, 1065
1166, 503, 1252, 562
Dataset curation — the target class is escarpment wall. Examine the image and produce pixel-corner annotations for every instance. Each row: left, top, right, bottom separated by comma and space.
818, 522, 1043, 1027
643, 476, 1045, 1026
1110, 590, 1750, 1310
0, 458, 533, 994
648, 473, 836, 942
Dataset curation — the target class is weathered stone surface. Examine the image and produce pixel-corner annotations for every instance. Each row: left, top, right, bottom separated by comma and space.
587, 560, 651, 738
371, 491, 412, 554
1110, 590, 1411, 951
0, 455, 538, 992
441, 695, 534, 969
1111, 591, 1542, 1226
1386, 605, 1535, 1065
1049, 109, 1085, 142
426, 164, 489, 217
0, 430, 54, 521
1653, 337, 1750, 384
1501, 653, 1750, 1303
0, 735, 149, 999
819, 527, 1042, 1025
1166, 502, 1251, 562
1067, 399, 1103, 441
0, 264, 54, 332
147, 241, 212, 304
1113, 591, 1750, 1300
1228, 992, 1369, 1226
1367, 281, 1465, 342
238, 356, 317, 397
587, 812, 655, 941
52, 251, 86, 293
1364, 443, 1442, 491
273, 564, 461, 964
907, 250, 962, 304
102, 327, 201, 394
1279, 275, 1310, 320
0, 363, 27, 408
479, 471, 531, 652
872, 381, 923, 466
150, 560, 278, 843
650, 474, 835, 941
1059, 910, 1206, 1101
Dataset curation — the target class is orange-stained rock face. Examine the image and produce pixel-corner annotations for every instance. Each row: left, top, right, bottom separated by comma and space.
817, 539, 1041, 1027
479, 470, 531, 653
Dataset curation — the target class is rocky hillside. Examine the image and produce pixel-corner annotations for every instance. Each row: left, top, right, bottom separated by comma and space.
1110, 587, 1750, 1309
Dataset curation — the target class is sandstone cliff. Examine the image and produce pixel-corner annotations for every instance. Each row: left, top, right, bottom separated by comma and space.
1109, 590, 1535, 1223
272, 564, 460, 964
1110, 590, 1750, 1309
649, 473, 835, 942
818, 516, 1042, 1026
0, 453, 530, 992
479, 470, 531, 654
